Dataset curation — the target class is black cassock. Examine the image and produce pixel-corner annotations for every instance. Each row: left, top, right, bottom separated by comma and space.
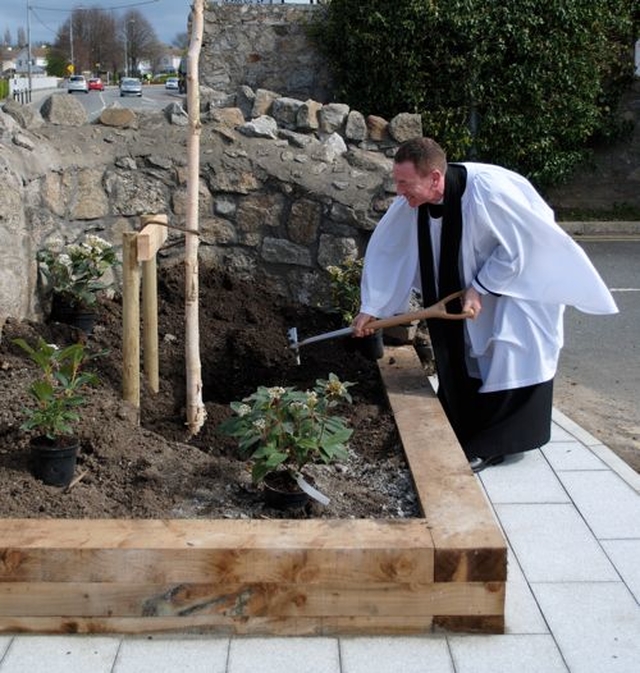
417, 164, 552, 459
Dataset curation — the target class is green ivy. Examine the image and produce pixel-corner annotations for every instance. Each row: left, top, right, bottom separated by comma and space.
311, 0, 636, 188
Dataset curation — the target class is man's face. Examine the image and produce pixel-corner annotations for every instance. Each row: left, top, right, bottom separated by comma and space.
393, 161, 443, 208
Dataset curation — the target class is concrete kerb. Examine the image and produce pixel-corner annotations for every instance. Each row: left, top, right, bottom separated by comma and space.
560, 221, 640, 237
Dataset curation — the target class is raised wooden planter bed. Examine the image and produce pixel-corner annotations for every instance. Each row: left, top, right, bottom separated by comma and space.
0, 346, 506, 635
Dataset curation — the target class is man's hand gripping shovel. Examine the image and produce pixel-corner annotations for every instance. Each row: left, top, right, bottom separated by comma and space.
288, 290, 473, 364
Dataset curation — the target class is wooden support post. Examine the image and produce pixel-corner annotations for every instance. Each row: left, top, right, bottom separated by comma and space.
122, 232, 140, 414
138, 215, 168, 394
142, 258, 159, 393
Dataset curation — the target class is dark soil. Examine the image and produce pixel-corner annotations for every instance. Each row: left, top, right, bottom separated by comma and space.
0, 265, 420, 520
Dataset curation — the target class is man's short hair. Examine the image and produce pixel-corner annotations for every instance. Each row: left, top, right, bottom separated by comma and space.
394, 137, 447, 176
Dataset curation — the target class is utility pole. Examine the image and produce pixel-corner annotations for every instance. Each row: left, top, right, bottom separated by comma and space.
69, 15, 74, 72
26, 1, 32, 94
127, 19, 135, 77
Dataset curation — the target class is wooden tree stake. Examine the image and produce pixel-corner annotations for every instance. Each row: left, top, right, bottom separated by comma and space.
139, 215, 169, 394
122, 231, 140, 416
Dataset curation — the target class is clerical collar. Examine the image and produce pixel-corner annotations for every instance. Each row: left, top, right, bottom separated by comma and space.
427, 203, 444, 219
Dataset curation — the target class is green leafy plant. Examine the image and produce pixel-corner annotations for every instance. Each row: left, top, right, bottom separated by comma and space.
326, 257, 363, 324
219, 374, 355, 484
311, 0, 635, 187
13, 338, 101, 441
37, 234, 119, 308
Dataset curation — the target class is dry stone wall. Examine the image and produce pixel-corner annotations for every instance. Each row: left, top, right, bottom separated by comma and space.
0, 83, 422, 330
201, 3, 332, 102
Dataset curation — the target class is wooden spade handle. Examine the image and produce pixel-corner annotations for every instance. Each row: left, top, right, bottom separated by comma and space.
366, 290, 472, 331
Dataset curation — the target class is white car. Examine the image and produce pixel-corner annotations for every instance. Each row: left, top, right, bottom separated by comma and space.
120, 77, 143, 97
165, 77, 179, 90
67, 75, 88, 94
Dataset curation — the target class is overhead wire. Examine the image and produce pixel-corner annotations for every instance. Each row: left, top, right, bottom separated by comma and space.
29, 1, 161, 12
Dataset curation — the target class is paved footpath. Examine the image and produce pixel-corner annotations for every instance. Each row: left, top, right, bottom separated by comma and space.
0, 407, 639, 673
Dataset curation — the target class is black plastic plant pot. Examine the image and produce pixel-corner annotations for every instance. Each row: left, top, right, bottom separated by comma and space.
50, 293, 97, 335
262, 471, 310, 510
30, 436, 79, 487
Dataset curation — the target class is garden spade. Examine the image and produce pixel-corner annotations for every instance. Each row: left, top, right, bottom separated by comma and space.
288, 290, 472, 363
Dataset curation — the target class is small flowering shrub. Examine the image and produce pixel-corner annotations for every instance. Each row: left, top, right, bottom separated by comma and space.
37, 234, 119, 308
326, 257, 363, 324
219, 373, 355, 484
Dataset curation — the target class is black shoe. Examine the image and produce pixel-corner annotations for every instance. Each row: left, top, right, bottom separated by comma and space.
468, 455, 505, 473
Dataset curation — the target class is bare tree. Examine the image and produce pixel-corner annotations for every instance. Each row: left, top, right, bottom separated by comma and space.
120, 10, 162, 76
17, 27, 26, 48
172, 32, 189, 50
3, 29, 11, 47
53, 9, 118, 76
82, 9, 119, 75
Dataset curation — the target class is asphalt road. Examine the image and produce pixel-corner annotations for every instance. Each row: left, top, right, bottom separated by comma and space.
556, 238, 640, 470
36, 83, 182, 120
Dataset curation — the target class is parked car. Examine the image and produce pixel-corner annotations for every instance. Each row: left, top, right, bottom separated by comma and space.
88, 77, 104, 91
67, 75, 88, 94
165, 77, 179, 90
120, 77, 142, 97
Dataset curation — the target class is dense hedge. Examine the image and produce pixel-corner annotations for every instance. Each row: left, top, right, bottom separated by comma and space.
312, 0, 636, 188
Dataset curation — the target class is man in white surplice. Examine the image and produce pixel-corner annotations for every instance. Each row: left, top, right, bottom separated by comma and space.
353, 138, 618, 472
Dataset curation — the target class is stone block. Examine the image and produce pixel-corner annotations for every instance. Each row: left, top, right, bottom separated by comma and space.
318, 103, 350, 134
40, 94, 88, 127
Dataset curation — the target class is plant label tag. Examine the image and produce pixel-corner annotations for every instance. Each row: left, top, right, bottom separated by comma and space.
295, 473, 330, 506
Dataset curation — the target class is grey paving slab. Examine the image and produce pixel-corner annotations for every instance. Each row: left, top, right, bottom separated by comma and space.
495, 503, 619, 582
541, 441, 608, 471
587, 444, 640, 494
447, 634, 568, 673
340, 636, 453, 673
532, 582, 640, 673
228, 637, 341, 673
601, 539, 640, 602
555, 470, 640, 539
552, 410, 640, 493
549, 422, 578, 443
479, 449, 569, 504
113, 637, 229, 673
0, 636, 120, 673
551, 409, 603, 447
503, 548, 549, 634
0, 638, 11, 663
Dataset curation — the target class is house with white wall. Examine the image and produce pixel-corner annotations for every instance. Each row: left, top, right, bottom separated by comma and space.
156, 47, 183, 74
1, 47, 17, 75
13, 45, 49, 75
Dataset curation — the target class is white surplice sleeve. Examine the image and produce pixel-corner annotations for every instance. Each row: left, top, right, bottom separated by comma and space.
360, 197, 420, 317
464, 165, 618, 316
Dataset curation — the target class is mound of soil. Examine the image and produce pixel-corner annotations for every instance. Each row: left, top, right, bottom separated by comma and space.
0, 265, 420, 520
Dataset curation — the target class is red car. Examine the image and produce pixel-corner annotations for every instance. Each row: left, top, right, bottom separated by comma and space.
88, 77, 105, 92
